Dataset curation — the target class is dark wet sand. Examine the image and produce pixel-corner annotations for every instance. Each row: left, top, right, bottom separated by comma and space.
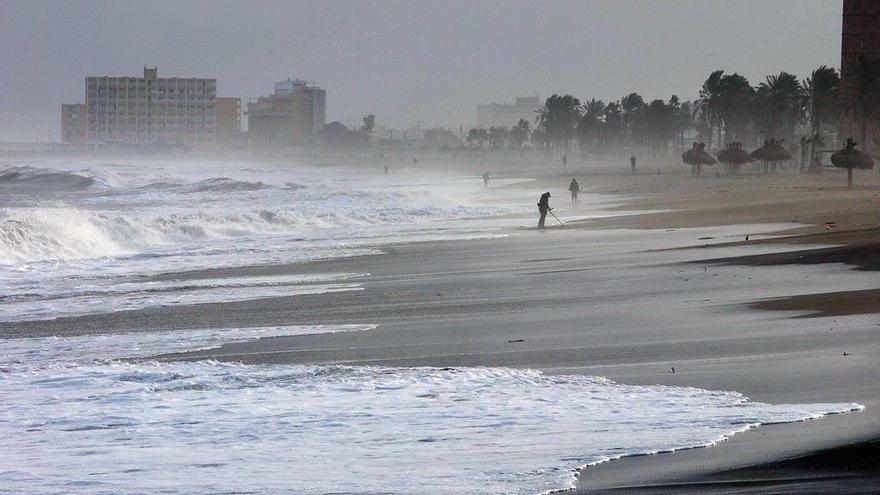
2, 163, 878, 494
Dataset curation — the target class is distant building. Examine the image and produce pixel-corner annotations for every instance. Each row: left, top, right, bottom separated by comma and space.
85, 67, 216, 150
841, 0, 880, 83
216, 97, 242, 147
61, 103, 86, 145
840, 1, 880, 151
476, 96, 540, 129
247, 79, 326, 149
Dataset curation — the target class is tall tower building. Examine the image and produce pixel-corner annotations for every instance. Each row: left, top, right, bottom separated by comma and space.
841, 0, 880, 83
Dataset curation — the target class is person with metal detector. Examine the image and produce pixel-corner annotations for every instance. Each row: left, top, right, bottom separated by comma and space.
537, 192, 553, 229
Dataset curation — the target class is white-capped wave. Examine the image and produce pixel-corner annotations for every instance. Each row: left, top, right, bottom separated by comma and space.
0, 165, 102, 191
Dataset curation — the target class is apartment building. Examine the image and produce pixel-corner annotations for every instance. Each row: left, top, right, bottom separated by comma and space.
247, 79, 325, 148
61, 103, 86, 145
85, 67, 216, 150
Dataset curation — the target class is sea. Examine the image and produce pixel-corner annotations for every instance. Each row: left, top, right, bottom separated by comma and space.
0, 157, 862, 494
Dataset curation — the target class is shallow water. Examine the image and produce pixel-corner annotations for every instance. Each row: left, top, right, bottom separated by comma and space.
0, 326, 861, 495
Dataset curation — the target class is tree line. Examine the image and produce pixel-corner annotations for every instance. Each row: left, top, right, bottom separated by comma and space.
465, 55, 880, 170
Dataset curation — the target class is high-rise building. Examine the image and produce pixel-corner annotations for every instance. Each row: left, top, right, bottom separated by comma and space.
216, 97, 242, 146
61, 103, 86, 145
247, 79, 326, 148
841, 0, 880, 83
476, 96, 540, 129
85, 67, 216, 150
840, 1, 880, 151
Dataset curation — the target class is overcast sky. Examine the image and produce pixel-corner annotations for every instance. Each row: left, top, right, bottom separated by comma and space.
0, 0, 842, 141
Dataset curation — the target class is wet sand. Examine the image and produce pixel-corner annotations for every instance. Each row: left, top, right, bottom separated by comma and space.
1, 159, 878, 493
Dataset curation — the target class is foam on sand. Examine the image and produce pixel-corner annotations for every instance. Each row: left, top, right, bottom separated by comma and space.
0, 326, 862, 495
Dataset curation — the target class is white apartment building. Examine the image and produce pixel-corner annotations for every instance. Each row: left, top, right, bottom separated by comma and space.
85, 67, 216, 150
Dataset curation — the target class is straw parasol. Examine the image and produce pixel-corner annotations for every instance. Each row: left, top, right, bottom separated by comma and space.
750, 138, 792, 175
717, 142, 753, 175
831, 138, 875, 188
682, 142, 716, 176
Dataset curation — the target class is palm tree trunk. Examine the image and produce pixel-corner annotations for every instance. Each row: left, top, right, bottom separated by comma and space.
847, 167, 853, 188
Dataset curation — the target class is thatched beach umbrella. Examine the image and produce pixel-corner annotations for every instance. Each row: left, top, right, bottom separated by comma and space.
717, 142, 753, 175
682, 142, 716, 176
831, 138, 875, 188
750, 139, 792, 175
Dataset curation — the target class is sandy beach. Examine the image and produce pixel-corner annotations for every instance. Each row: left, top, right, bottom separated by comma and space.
1, 158, 877, 493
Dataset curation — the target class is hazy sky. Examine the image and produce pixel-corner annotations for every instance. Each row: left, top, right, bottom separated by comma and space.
0, 0, 842, 141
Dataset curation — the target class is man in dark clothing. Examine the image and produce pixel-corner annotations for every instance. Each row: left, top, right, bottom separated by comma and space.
537, 192, 551, 229
482, 171, 490, 187
562, 154, 567, 169
568, 178, 580, 204
630, 155, 637, 173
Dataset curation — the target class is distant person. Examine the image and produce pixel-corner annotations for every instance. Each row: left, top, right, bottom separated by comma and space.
562, 154, 567, 169
482, 171, 490, 187
384, 164, 389, 175
412, 157, 418, 166
568, 178, 580, 204
537, 192, 552, 229
630, 155, 637, 173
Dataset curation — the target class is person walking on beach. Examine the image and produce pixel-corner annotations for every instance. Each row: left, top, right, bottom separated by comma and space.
537, 192, 552, 229
562, 154, 567, 169
568, 178, 580, 204
630, 155, 637, 173
384, 164, 389, 175
482, 171, 491, 187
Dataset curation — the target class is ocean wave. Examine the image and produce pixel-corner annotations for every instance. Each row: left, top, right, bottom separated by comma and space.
185, 177, 270, 192
0, 197, 508, 264
0, 166, 100, 191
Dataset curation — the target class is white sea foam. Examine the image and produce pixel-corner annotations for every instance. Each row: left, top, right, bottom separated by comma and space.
0, 272, 367, 322
0, 327, 863, 495
0, 159, 528, 321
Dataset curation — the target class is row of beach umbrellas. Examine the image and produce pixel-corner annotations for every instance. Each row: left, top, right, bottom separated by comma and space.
681, 138, 874, 187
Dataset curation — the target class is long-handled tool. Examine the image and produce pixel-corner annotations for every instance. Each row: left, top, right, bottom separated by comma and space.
548, 209, 565, 227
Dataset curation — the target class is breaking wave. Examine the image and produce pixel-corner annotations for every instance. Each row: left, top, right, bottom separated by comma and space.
0, 166, 101, 191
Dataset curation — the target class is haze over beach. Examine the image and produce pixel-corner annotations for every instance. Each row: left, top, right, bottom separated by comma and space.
0, 1, 878, 495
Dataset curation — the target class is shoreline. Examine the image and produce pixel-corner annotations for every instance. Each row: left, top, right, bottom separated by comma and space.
1, 159, 878, 493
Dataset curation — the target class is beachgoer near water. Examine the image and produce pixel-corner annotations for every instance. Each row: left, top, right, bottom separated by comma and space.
384, 164, 389, 175
562, 154, 567, 169
537, 192, 551, 229
568, 178, 580, 204
630, 155, 637, 173
482, 171, 490, 187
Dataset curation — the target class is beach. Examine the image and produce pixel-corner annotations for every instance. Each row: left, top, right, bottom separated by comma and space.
0, 157, 878, 493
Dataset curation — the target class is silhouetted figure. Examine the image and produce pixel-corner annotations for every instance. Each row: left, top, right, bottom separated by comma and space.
482, 171, 490, 187
562, 154, 567, 169
537, 192, 552, 229
568, 178, 580, 204
630, 155, 637, 173
413, 157, 418, 166
845, 137, 857, 151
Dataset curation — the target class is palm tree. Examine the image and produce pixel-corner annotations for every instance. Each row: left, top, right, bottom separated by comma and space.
509, 119, 530, 150
840, 55, 880, 156
578, 98, 606, 155
535, 94, 581, 156
755, 72, 804, 143
620, 92, 646, 150
697, 70, 725, 149
802, 66, 840, 172
603, 101, 624, 152
717, 73, 754, 145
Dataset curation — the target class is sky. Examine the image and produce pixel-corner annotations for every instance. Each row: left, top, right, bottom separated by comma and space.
0, 0, 842, 142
